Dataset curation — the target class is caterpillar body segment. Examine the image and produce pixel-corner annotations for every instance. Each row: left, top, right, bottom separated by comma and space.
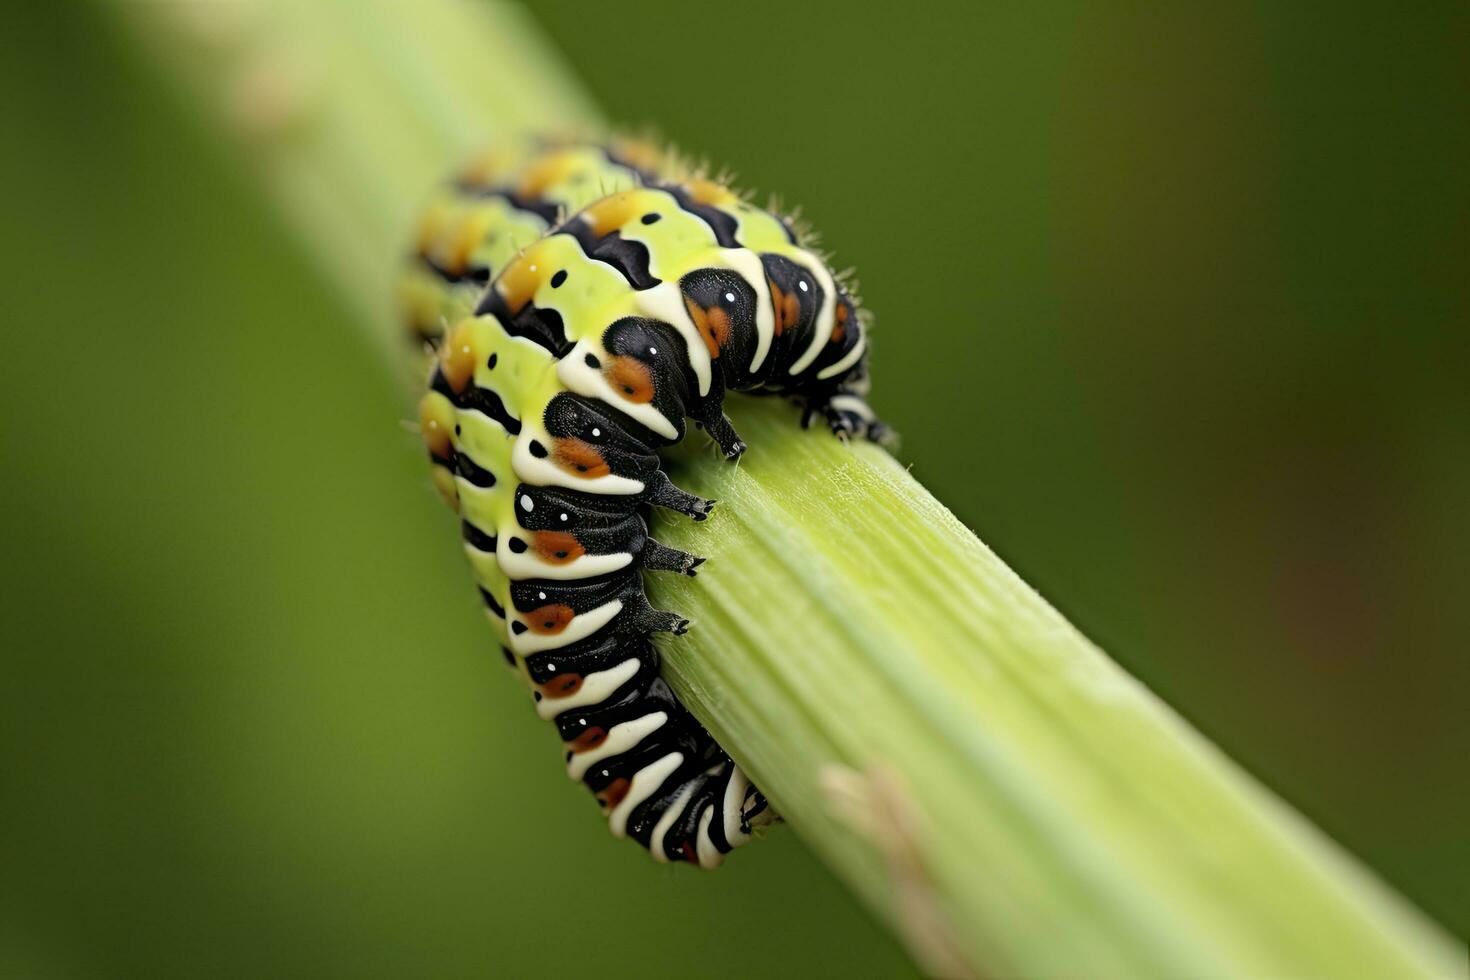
408, 140, 885, 867
402, 139, 664, 347
482, 184, 882, 451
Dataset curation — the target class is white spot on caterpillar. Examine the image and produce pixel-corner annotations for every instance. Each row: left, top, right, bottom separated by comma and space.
798, 280, 808, 292
591, 428, 601, 437
559, 513, 568, 522
724, 292, 736, 303
520, 494, 533, 511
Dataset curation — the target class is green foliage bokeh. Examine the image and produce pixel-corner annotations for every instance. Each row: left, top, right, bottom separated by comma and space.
2, 3, 1464, 977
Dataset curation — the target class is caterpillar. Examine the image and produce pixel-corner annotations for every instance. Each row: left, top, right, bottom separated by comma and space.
405, 138, 886, 867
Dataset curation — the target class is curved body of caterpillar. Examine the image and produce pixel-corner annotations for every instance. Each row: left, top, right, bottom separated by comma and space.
409, 140, 885, 867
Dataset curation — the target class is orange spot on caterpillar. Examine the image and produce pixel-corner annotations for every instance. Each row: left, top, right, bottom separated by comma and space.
609, 138, 663, 174
684, 296, 730, 358
439, 321, 478, 393
768, 278, 799, 335
597, 777, 631, 810
532, 531, 584, 564
494, 254, 544, 315
430, 465, 458, 509
831, 302, 849, 343
537, 672, 584, 700
606, 355, 654, 403
515, 148, 582, 199
683, 177, 736, 206
418, 394, 453, 459
569, 727, 608, 753
552, 438, 611, 478
442, 210, 490, 276
525, 604, 575, 635
581, 192, 643, 238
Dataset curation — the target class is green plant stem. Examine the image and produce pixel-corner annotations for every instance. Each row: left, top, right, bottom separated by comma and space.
653, 401, 1459, 976
112, 1, 1461, 976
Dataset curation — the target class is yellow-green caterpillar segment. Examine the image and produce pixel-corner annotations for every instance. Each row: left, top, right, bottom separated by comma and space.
401, 138, 664, 346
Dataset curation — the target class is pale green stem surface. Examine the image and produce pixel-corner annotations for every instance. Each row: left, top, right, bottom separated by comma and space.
112, 1, 1462, 976
653, 401, 1459, 977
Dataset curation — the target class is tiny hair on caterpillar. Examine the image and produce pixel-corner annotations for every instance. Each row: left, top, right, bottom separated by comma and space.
403, 136, 888, 867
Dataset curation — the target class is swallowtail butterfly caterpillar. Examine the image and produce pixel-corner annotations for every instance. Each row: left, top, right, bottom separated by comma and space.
405, 139, 886, 867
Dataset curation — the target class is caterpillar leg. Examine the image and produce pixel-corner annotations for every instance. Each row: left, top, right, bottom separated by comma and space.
621, 591, 691, 636
640, 538, 705, 577
802, 393, 894, 447
639, 606, 691, 636
646, 468, 716, 521
693, 407, 747, 461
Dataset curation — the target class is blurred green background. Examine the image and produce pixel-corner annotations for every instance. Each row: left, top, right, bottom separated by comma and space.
2, 2, 1465, 977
